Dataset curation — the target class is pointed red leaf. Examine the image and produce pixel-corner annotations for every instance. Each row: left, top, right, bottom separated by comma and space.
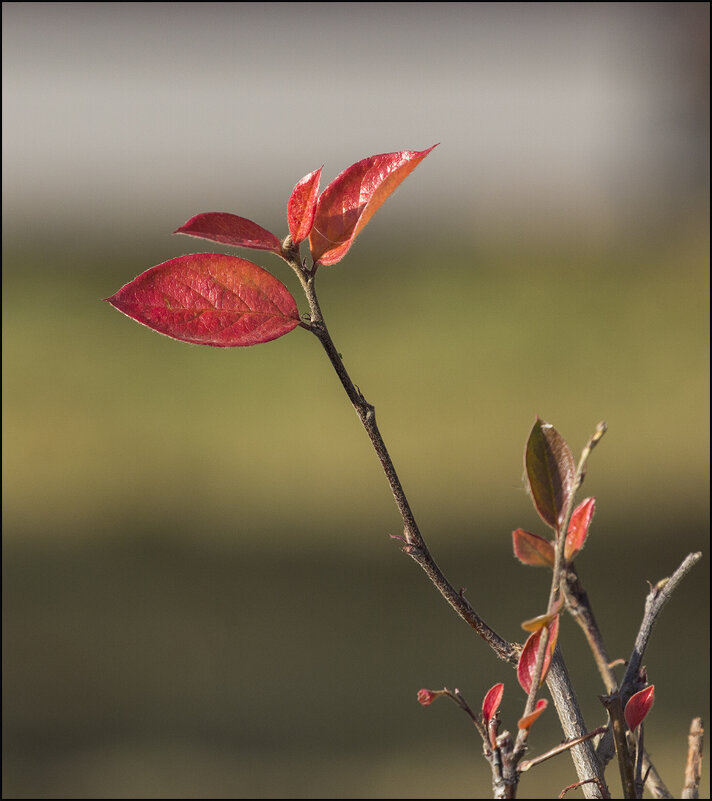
106, 253, 300, 347
309, 145, 437, 266
565, 497, 596, 561
513, 529, 555, 568
175, 213, 282, 254
288, 167, 322, 244
525, 418, 576, 531
482, 683, 505, 724
517, 615, 560, 694
521, 599, 563, 632
518, 699, 548, 730
624, 685, 655, 731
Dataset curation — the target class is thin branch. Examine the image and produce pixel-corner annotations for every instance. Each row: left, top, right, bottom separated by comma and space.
600, 693, 636, 798
441, 687, 489, 744
562, 564, 617, 693
620, 552, 703, 697
559, 778, 609, 799
296, 265, 516, 661
681, 717, 704, 799
519, 726, 607, 772
546, 649, 610, 798
291, 255, 607, 798
594, 552, 702, 797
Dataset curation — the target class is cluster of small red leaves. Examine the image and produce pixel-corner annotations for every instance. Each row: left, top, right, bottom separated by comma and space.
511, 420, 593, 713
106, 147, 436, 347
512, 418, 595, 567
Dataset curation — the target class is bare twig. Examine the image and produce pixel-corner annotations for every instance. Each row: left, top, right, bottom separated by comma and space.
640, 752, 673, 799
294, 263, 518, 662
559, 778, 609, 799
519, 726, 607, 772
290, 253, 608, 798
545, 649, 609, 797
441, 687, 489, 744
592, 552, 702, 798
681, 717, 704, 799
620, 552, 703, 698
562, 564, 617, 693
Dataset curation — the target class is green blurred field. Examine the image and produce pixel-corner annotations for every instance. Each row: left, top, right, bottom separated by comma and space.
3, 226, 709, 798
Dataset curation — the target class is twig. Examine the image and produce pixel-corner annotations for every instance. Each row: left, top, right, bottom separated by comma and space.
681, 717, 704, 799
290, 254, 607, 798
559, 778, 609, 799
295, 264, 517, 662
519, 726, 607, 772
545, 648, 609, 797
562, 564, 617, 693
600, 691, 636, 798
620, 552, 703, 698
441, 687, 489, 744
594, 552, 702, 798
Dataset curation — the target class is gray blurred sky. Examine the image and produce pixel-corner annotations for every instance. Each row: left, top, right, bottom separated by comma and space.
3, 2, 709, 245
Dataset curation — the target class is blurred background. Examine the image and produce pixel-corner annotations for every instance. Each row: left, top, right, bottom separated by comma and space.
3, 3, 709, 798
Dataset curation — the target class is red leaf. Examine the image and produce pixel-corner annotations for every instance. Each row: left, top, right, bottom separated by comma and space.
518, 699, 548, 730
517, 615, 560, 694
482, 683, 505, 724
288, 167, 322, 244
624, 685, 655, 731
521, 599, 563, 633
512, 529, 555, 568
524, 418, 576, 531
106, 253, 300, 347
309, 145, 437, 266
565, 497, 596, 561
175, 213, 282, 255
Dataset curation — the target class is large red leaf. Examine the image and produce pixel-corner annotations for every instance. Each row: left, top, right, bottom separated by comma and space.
105, 253, 300, 347
309, 145, 437, 266
512, 529, 555, 568
482, 683, 504, 724
517, 615, 560, 694
288, 167, 322, 245
524, 418, 576, 531
624, 685, 655, 731
565, 497, 596, 561
175, 213, 282, 254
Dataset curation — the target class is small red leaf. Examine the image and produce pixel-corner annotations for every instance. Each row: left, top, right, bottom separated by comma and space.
517, 615, 560, 694
482, 683, 505, 724
518, 699, 548, 730
175, 213, 282, 254
512, 529, 555, 568
309, 145, 437, 266
521, 599, 563, 633
288, 167, 322, 244
565, 497, 595, 561
106, 253, 300, 347
625, 685, 655, 731
525, 418, 576, 531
